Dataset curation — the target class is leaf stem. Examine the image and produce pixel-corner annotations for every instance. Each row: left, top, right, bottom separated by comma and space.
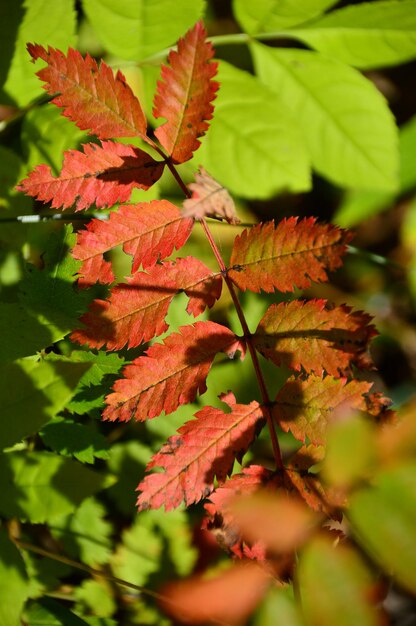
13, 538, 163, 600
137, 31, 302, 66
14, 538, 231, 625
166, 158, 284, 470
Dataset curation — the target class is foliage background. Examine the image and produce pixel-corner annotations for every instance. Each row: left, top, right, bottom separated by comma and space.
1, 0, 416, 624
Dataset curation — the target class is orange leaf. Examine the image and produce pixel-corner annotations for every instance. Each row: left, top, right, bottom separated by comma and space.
286, 445, 345, 519
137, 393, 265, 510
102, 321, 245, 422
71, 257, 222, 350
73, 200, 194, 286
274, 375, 372, 445
160, 562, 270, 625
229, 218, 353, 293
18, 141, 164, 211
153, 22, 219, 163
27, 44, 147, 139
254, 299, 376, 377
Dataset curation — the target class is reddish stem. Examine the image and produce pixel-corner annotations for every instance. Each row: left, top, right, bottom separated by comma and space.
165, 156, 284, 470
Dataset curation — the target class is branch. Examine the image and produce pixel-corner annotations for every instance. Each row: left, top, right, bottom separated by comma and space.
165, 157, 284, 470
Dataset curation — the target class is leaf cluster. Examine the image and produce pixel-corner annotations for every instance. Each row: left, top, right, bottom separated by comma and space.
1, 1, 416, 625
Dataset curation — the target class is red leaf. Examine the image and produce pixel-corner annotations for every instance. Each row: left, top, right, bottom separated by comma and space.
183, 167, 240, 224
273, 375, 372, 445
254, 300, 377, 377
153, 21, 219, 163
72, 200, 194, 286
228, 218, 353, 293
27, 44, 147, 139
102, 321, 245, 422
18, 141, 164, 211
136, 393, 265, 511
71, 257, 223, 350
286, 445, 345, 518
160, 562, 270, 626
203, 465, 279, 559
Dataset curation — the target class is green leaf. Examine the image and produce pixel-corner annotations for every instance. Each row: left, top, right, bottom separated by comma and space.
289, 0, 416, 70
336, 114, 416, 226
23, 550, 72, 599
0, 302, 57, 362
24, 598, 90, 626
40, 417, 109, 463
0, 356, 90, 450
299, 536, 380, 626
75, 580, 116, 618
1, 0, 76, 106
253, 585, 305, 626
81, 0, 205, 61
197, 60, 310, 199
233, 0, 338, 34
0, 528, 30, 626
0, 451, 106, 522
111, 509, 195, 586
106, 440, 151, 515
22, 105, 87, 175
0, 2, 25, 105
66, 351, 125, 415
19, 225, 90, 339
349, 462, 416, 593
0, 229, 92, 358
0, 146, 32, 214
252, 44, 399, 191
110, 514, 163, 587
323, 415, 377, 489
150, 508, 196, 577
51, 498, 113, 566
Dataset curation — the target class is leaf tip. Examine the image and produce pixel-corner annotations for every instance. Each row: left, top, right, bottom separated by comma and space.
27, 42, 47, 62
